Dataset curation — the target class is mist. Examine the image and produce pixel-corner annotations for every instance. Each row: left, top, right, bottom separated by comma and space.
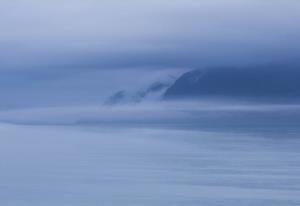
1, 1, 300, 205
1, 0, 300, 109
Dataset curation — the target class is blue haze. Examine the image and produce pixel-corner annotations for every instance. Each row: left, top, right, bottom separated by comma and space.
0, 1, 300, 206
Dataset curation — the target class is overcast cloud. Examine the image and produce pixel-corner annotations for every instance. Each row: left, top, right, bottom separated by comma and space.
0, 0, 300, 108
1, 0, 300, 70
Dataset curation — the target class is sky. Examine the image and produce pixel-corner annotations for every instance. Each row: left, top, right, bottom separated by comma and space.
1, 0, 300, 108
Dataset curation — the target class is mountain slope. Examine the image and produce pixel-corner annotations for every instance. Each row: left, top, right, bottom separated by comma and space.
164, 67, 300, 101
104, 82, 171, 105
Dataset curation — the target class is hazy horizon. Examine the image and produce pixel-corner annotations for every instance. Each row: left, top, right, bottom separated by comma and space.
1, 1, 300, 206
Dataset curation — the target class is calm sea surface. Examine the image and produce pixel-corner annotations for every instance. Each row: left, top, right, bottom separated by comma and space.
0, 110, 300, 206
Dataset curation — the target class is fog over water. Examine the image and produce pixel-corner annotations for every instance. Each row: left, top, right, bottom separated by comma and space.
1, 0, 300, 205
1, 101, 300, 205
1, 112, 300, 206
1, 101, 300, 132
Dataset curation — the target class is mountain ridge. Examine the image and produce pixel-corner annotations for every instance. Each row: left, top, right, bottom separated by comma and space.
164, 67, 300, 101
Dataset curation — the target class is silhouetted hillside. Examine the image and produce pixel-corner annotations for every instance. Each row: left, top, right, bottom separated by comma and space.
164, 67, 300, 101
